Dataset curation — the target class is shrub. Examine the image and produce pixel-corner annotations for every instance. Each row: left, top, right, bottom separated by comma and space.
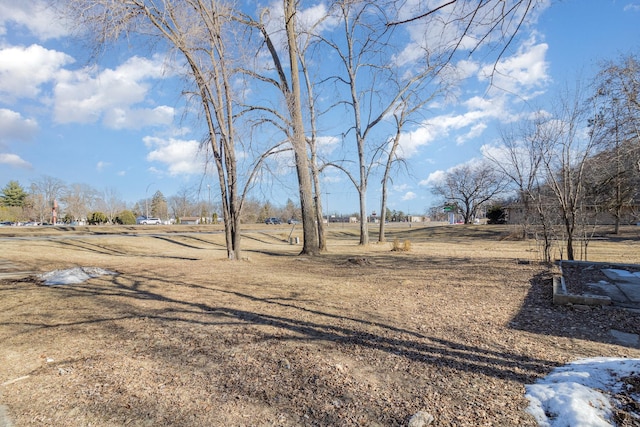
88, 211, 108, 225
391, 237, 412, 252
115, 210, 136, 225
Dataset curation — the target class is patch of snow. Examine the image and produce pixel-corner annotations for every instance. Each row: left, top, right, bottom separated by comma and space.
601, 269, 640, 282
526, 357, 640, 427
38, 267, 117, 285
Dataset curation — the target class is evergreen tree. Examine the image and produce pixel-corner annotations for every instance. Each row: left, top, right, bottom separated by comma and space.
486, 205, 507, 224
115, 210, 136, 225
88, 211, 108, 225
150, 190, 168, 219
0, 181, 27, 207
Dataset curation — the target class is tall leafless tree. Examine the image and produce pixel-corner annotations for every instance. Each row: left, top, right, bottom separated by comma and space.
168, 186, 196, 220
486, 114, 560, 261
62, 0, 278, 259
317, 0, 438, 245
95, 187, 126, 224
30, 175, 66, 224
537, 84, 601, 261
486, 118, 546, 238
588, 55, 640, 233
237, 1, 320, 255
62, 183, 97, 221
378, 92, 432, 242
431, 161, 507, 224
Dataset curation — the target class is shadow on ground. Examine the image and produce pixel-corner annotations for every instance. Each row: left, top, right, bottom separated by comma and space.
509, 269, 640, 349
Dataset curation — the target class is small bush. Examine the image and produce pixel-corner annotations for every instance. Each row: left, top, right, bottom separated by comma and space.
391, 237, 411, 252
88, 211, 108, 225
115, 210, 136, 225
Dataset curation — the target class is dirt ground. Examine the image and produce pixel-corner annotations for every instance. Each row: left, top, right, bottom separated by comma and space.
0, 224, 639, 426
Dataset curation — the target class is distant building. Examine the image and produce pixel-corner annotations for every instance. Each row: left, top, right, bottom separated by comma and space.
408, 215, 428, 223
504, 203, 639, 226
179, 216, 200, 225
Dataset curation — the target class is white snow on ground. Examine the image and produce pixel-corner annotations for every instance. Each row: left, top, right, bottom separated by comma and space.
526, 357, 640, 427
37, 267, 117, 285
603, 269, 640, 280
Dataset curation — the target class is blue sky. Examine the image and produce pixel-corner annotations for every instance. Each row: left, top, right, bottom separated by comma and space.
1, 0, 639, 216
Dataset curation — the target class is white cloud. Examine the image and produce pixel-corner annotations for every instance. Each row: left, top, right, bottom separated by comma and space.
480, 37, 550, 96
393, 1, 550, 69
0, 108, 38, 143
298, 3, 338, 35
623, 3, 640, 12
398, 104, 500, 158
0, 44, 74, 100
480, 142, 533, 168
96, 161, 110, 172
317, 135, 340, 155
0, 153, 32, 169
53, 56, 174, 129
456, 122, 488, 145
402, 191, 417, 201
419, 170, 446, 186
143, 136, 203, 176
420, 156, 488, 187
398, 39, 547, 157
103, 106, 175, 130
455, 59, 481, 79
393, 183, 410, 192
0, 1, 71, 40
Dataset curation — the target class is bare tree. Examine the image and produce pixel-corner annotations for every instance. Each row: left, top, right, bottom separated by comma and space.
537, 84, 600, 261
282, 0, 320, 254
588, 55, 640, 233
237, 1, 321, 255
379, 104, 409, 243
431, 162, 507, 224
486, 115, 560, 261
95, 187, 126, 224
486, 118, 546, 238
316, 1, 438, 245
62, 183, 97, 222
169, 187, 196, 221
30, 175, 66, 224
63, 0, 265, 259
297, 16, 330, 251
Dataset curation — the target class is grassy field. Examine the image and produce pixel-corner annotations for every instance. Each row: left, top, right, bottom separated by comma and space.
0, 223, 639, 426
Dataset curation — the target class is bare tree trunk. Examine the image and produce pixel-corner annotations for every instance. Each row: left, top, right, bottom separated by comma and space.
284, 0, 319, 255
298, 32, 326, 252
359, 183, 369, 245
379, 181, 389, 243
311, 163, 326, 251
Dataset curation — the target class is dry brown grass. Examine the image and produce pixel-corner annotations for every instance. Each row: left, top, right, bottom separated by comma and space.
0, 223, 639, 426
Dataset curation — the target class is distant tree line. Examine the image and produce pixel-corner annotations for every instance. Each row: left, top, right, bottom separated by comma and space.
0, 178, 302, 226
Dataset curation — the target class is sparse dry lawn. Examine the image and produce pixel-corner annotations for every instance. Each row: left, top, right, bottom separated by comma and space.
1, 224, 639, 426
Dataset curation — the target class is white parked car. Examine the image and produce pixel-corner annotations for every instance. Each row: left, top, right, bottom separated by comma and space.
138, 217, 162, 225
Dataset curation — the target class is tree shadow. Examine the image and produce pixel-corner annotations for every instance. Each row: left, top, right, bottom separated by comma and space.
34, 238, 203, 261
22, 269, 558, 385
1, 258, 562, 425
